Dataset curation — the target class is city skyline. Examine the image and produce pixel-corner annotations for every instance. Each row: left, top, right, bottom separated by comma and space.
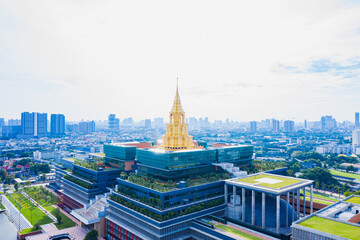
1, 0, 360, 122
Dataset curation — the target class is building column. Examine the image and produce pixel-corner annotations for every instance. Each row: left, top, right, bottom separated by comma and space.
242, 188, 246, 222
286, 192, 289, 228
292, 190, 295, 222
224, 184, 228, 204
262, 192, 266, 229
252, 190, 255, 225
233, 186, 236, 218
276, 195, 280, 234
297, 189, 300, 216
310, 185, 313, 214
303, 187, 306, 216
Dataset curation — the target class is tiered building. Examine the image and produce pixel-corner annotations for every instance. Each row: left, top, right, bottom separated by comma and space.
55, 84, 320, 240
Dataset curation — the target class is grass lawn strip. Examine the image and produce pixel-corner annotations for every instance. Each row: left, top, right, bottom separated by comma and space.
237, 174, 301, 189
345, 196, 360, 205
299, 216, 360, 240
23, 187, 76, 230
330, 170, 360, 180
8, 193, 53, 225
305, 190, 339, 201
215, 225, 262, 240
20, 227, 41, 234
50, 208, 76, 230
305, 197, 332, 205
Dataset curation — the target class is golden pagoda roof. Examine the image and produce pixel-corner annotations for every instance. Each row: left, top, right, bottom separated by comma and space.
171, 81, 184, 113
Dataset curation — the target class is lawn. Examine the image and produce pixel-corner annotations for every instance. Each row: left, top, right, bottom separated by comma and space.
20, 226, 41, 234
236, 174, 302, 189
22, 187, 76, 230
305, 190, 338, 202
305, 197, 332, 205
299, 216, 360, 240
215, 225, 262, 240
50, 208, 76, 230
345, 196, 360, 205
330, 170, 360, 180
7, 193, 53, 225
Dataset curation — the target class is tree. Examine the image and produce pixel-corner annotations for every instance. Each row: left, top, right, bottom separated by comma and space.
346, 165, 357, 172
53, 208, 62, 224
14, 182, 19, 192
84, 229, 99, 240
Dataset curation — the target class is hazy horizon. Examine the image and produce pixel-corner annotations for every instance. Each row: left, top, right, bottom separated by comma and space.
1, 0, 360, 122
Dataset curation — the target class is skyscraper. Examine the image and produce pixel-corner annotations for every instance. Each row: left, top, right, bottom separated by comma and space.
284, 120, 295, 132
272, 119, 280, 132
79, 121, 96, 133
50, 114, 65, 136
355, 112, 359, 128
0, 118, 4, 134
21, 112, 47, 138
249, 121, 257, 132
144, 119, 151, 128
108, 114, 120, 130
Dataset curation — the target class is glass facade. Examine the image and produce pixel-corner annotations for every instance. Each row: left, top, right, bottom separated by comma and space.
216, 145, 253, 163
104, 144, 137, 160
137, 148, 217, 170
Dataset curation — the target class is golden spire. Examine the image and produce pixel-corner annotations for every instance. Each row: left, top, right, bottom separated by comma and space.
160, 80, 195, 150
171, 78, 184, 113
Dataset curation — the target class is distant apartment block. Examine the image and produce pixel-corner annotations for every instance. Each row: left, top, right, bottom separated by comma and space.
356, 112, 359, 128
108, 114, 120, 130
284, 120, 295, 132
316, 143, 351, 155
249, 121, 257, 132
50, 114, 65, 136
144, 119, 151, 128
79, 121, 96, 133
272, 119, 280, 132
20, 112, 48, 138
8, 119, 21, 126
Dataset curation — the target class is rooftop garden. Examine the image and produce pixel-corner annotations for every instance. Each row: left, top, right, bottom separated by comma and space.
63, 175, 92, 189
109, 194, 224, 222
330, 170, 360, 180
22, 186, 76, 230
236, 174, 302, 189
74, 159, 104, 171
126, 172, 231, 192
345, 196, 360, 205
298, 216, 360, 240
23, 186, 58, 208
7, 192, 53, 225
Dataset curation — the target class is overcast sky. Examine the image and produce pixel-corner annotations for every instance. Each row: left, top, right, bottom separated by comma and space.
1, 0, 360, 122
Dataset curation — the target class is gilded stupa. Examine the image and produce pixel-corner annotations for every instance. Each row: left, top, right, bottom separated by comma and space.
160, 82, 195, 150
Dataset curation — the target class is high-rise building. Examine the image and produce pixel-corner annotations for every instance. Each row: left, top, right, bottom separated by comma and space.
355, 112, 359, 128
249, 121, 257, 132
21, 112, 47, 138
272, 119, 280, 132
108, 114, 120, 130
284, 120, 295, 132
321, 115, 337, 131
8, 119, 21, 126
122, 117, 134, 126
0, 118, 4, 134
144, 119, 151, 128
352, 129, 360, 153
50, 114, 65, 136
154, 118, 164, 129
188, 117, 199, 130
304, 120, 307, 129
79, 121, 96, 133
